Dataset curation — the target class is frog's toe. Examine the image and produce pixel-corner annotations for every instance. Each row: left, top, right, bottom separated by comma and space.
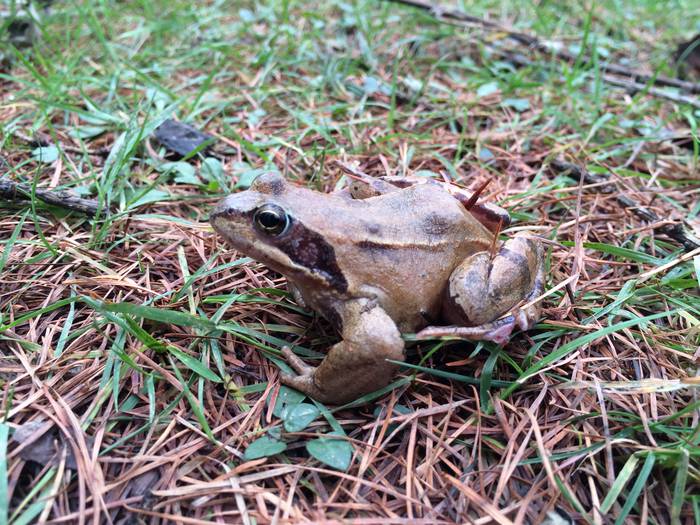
281, 346, 314, 374
416, 315, 516, 346
515, 303, 541, 332
279, 372, 335, 403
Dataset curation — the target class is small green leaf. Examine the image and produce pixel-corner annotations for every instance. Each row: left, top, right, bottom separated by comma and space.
244, 435, 287, 460
306, 431, 353, 471
234, 166, 269, 190
503, 98, 530, 112
161, 161, 199, 185
271, 386, 305, 418
126, 188, 171, 208
283, 403, 320, 432
200, 157, 224, 184
68, 126, 106, 139
476, 82, 499, 98
478, 147, 495, 162
31, 145, 59, 163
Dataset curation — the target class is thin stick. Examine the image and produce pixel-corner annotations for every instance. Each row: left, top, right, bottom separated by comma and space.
383, 0, 700, 95
462, 178, 491, 210
496, 49, 700, 109
0, 178, 103, 217
549, 160, 699, 252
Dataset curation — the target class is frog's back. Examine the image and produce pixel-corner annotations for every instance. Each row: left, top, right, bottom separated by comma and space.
330, 184, 494, 330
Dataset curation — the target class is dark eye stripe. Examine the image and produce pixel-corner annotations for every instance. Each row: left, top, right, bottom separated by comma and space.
268, 219, 348, 292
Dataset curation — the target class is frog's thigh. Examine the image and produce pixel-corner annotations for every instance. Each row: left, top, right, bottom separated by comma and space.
446, 235, 541, 326
280, 300, 404, 405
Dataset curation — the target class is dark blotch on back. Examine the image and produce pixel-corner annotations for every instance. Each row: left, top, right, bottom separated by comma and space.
422, 212, 452, 236
272, 218, 348, 292
365, 223, 381, 235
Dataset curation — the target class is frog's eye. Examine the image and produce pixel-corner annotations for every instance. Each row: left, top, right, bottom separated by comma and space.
253, 204, 289, 236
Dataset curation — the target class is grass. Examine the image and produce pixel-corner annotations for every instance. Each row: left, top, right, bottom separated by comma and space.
1, 0, 699, 522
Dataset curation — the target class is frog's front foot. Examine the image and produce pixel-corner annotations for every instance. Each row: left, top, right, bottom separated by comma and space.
278, 301, 405, 405
279, 346, 327, 401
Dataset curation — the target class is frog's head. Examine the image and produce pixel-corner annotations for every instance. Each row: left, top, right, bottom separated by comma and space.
210, 172, 348, 292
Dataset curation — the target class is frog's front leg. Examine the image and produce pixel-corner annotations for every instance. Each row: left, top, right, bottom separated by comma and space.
419, 234, 544, 345
280, 299, 404, 405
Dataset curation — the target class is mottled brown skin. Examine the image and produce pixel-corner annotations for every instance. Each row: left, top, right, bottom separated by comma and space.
210, 172, 544, 404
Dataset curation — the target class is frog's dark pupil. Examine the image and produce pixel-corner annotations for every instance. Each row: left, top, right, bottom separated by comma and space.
259, 211, 279, 228
254, 205, 288, 235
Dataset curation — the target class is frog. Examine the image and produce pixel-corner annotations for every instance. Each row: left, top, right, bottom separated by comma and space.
210, 171, 544, 404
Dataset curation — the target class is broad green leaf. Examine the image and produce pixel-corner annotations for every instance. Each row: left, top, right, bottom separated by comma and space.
68, 125, 106, 139
271, 386, 305, 418
283, 403, 320, 432
201, 157, 225, 184
125, 188, 171, 209
306, 431, 353, 471
503, 98, 530, 112
31, 145, 59, 163
161, 161, 199, 185
476, 82, 499, 98
233, 163, 268, 190
244, 435, 287, 460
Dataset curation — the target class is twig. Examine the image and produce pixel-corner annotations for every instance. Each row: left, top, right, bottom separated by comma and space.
0, 178, 103, 217
497, 49, 700, 109
550, 159, 699, 252
12, 130, 112, 156
383, 0, 700, 95
602, 75, 700, 109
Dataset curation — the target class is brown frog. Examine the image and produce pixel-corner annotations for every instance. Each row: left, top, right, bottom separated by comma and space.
210, 172, 544, 404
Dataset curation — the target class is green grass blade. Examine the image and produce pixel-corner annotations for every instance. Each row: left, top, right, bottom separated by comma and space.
600, 453, 640, 513
613, 453, 656, 525
671, 448, 690, 525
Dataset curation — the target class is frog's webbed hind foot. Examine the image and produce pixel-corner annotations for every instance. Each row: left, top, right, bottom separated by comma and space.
416, 315, 517, 346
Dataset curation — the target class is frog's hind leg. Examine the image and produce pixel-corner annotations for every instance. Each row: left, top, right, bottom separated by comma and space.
418, 235, 544, 346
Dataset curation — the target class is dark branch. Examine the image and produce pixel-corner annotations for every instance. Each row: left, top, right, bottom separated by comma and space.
0, 178, 103, 217
550, 160, 699, 252
383, 0, 700, 95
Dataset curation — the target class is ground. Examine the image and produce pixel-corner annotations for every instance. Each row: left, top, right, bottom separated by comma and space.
1, 0, 699, 523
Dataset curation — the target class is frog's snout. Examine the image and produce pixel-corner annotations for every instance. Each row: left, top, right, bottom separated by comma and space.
210, 191, 259, 222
